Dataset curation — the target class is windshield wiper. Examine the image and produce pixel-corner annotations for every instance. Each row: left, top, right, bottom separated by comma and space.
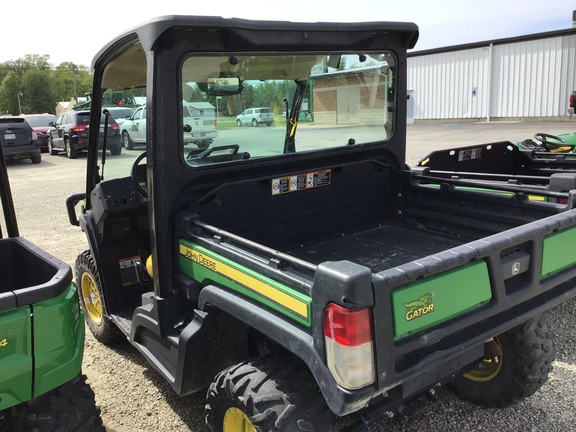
283, 81, 308, 154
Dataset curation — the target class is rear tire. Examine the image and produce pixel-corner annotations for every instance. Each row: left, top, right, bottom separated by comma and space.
19, 374, 105, 431
206, 358, 333, 432
75, 250, 124, 345
65, 138, 78, 159
30, 153, 41, 164
450, 314, 555, 408
109, 145, 122, 155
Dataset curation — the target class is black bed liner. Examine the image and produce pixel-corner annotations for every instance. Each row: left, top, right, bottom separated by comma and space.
289, 223, 464, 272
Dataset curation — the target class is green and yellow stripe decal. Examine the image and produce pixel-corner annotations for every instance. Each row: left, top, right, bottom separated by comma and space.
179, 241, 312, 327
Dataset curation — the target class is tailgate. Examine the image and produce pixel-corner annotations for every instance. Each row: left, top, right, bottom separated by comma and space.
372, 208, 576, 395
1, 125, 32, 147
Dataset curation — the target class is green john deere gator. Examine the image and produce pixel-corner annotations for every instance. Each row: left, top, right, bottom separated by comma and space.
66, 15, 576, 431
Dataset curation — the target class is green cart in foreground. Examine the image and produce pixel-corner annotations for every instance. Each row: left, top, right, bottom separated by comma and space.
0, 145, 103, 430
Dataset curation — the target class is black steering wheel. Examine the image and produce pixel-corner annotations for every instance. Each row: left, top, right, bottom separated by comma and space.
533, 133, 570, 151
131, 151, 148, 198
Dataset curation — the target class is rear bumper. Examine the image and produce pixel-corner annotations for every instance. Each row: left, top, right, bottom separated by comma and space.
2, 142, 40, 159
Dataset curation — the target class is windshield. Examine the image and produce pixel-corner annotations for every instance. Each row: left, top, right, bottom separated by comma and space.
181, 53, 396, 167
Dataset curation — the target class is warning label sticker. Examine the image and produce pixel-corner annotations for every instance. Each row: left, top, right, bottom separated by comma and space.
272, 169, 331, 195
119, 255, 141, 286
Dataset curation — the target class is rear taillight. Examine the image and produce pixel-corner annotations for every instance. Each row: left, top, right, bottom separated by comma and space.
72, 125, 87, 132
323, 303, 375, 389
571, 95, 574, 106
32, 131, 38, 140
110, 123, 119, 130
214, 120, 217, 128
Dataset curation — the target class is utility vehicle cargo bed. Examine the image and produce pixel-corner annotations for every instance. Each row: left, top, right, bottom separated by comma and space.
0, 237, 72, 311
289, 223, 464, 272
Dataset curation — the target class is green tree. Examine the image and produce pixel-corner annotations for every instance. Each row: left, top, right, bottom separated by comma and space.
0, 71, 22, 115
21, 69, 54, 114
52, 62, 92, 102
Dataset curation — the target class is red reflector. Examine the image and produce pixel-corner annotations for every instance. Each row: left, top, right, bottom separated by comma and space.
323, 304, 373, 347
72, 125, 87, 132
559, 198, 569, 205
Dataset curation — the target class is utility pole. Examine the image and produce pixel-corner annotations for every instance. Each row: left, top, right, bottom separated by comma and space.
72, 64, 78, 102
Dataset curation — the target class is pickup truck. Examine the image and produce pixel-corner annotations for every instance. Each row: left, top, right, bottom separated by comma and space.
67, 16, 576, 431
120, 102, 217, 150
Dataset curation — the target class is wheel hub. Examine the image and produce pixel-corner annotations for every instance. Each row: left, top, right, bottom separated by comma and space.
223, 407, 257, 432
81, 272, 103, 326
464, 338, 503, 382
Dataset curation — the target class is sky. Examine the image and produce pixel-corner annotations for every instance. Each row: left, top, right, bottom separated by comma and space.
1, 1, 574, 67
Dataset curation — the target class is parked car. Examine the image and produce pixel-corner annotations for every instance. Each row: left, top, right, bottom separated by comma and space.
47, 110, 121, 158
569, 90, 576, 115
236, 107, 274, 126
0, 116, 41, 164
121, 103, 217, 150
104, 106, 134, 126
120, 106, 146, 150
19, 113, 56, 153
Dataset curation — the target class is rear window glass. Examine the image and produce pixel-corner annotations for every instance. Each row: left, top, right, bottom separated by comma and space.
0, 117, 25, 125
23, 116, 56, 127
258, 108, 271, 113
77, 113, 91, 124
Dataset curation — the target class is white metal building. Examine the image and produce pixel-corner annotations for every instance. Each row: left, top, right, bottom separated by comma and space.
407, 26, 576, 121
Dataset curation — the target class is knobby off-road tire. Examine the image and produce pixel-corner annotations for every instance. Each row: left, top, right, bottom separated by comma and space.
450, 314, 555, 408
20, 374, 105, 432
206, 358, 334, 432
75, 250, 124, 345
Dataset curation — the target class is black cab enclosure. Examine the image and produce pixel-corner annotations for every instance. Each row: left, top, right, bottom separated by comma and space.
68, 16, 576, 430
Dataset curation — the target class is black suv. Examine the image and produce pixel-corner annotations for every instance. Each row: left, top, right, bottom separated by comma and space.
48, 110, 122, 159
0, 117, 41, 164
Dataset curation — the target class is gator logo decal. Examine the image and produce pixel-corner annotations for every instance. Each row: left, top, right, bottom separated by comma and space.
404, 293, 435, 321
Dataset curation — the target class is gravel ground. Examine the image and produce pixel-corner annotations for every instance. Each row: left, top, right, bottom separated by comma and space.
4, 120, 576, 431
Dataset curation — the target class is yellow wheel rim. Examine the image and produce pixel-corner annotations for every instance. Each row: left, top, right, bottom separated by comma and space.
464, 338, 503, 382
223, 407, 257, 432
81, 272, 103, 326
